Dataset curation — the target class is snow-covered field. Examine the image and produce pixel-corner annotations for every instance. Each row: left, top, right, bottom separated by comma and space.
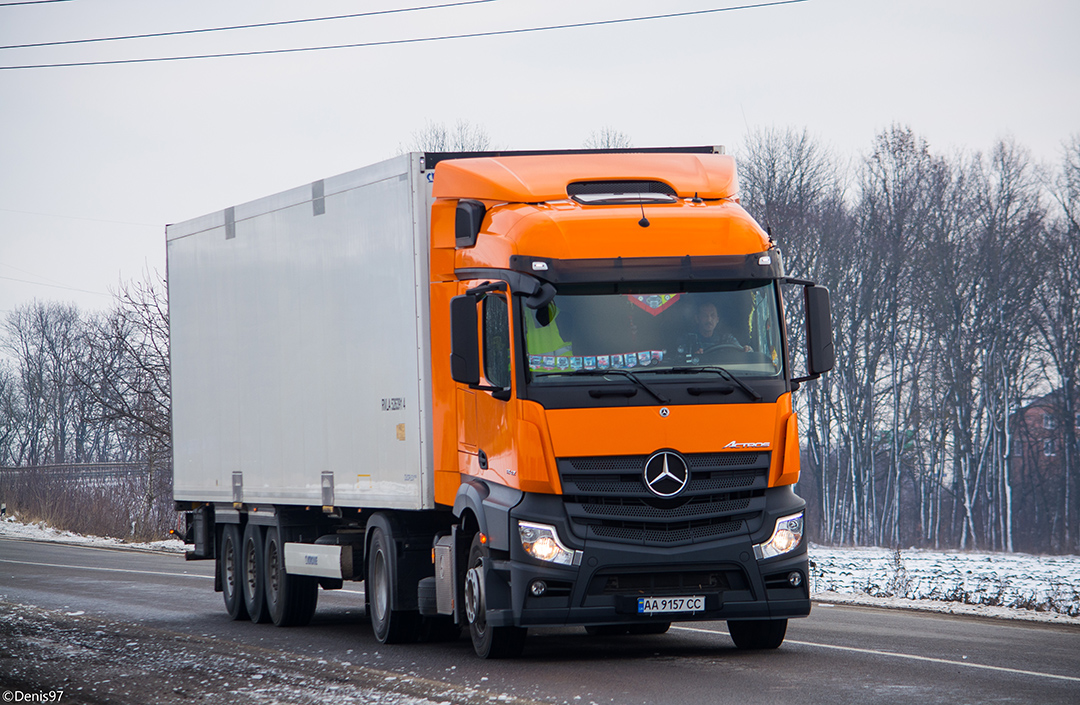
4, 515, 1079, 625
810, 544, 1080, 625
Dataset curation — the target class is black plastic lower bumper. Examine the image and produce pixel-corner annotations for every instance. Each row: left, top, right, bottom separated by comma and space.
482, 486, 811, 628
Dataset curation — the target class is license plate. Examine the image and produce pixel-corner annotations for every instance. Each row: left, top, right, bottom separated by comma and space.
637, 595, 705, 614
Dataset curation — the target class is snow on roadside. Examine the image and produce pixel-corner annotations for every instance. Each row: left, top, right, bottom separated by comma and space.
809, 544, 1080, 625
0, 514, 185, 553
3, 514, 1079, 626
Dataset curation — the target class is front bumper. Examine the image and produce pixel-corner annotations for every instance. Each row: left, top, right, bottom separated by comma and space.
483, 487, 810, 628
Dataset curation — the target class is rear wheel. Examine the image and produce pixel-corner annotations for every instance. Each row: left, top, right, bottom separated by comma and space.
242, 523, 270, 623
220, 524, 248, 620
727, 619, 787, 650
367, 526, 421, 644
263, 527, 318, 627
465, 534, 526, 659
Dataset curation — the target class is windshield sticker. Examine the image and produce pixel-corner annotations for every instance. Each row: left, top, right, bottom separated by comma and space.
628, 293, 681, 316
528, 350, 669, 372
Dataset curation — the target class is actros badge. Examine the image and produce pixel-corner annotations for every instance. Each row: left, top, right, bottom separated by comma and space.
643, 450, 690, 497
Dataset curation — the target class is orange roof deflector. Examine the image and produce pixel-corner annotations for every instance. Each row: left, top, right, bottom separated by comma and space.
432, 152, 738, 203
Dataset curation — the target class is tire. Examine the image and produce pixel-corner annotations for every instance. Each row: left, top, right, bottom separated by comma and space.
263, 527, 319, 627
465, 533, 526, 659
367, 526, 421, 644
727, 619, 787, 650
241, 523, 270, 623
220, 524, 249, 620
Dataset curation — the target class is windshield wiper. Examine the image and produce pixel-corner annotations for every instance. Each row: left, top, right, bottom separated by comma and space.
664, 366, 762, 401
534, 368, 669, 404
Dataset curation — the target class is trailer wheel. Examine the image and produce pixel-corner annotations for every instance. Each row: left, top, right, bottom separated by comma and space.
241, 523, 270, 623
465, 533, 526, 659
367, 526, 420, 643
263, 527, 318, 627
220, 524, 248, 620
727, 619, 787, 650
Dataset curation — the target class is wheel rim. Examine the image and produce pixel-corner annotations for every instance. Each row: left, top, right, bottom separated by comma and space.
266, 540, 280, 603
372, 550, 389, 622
244, 540, 258, 598
224, 539, 236, 598
464, 564, 485, 632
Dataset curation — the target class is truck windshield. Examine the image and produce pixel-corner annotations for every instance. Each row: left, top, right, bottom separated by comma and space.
523, 283, 784, 383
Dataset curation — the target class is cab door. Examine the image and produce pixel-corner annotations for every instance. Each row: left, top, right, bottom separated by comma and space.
456, 285, 520, 487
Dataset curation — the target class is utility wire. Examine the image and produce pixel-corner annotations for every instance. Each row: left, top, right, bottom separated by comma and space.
0, 0, 810, 70
0, 0, 76, 6
0, 275, 109, 297
0, 0, 500, 50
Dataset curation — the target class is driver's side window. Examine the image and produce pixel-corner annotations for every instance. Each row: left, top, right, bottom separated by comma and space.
483, 294, 511, 389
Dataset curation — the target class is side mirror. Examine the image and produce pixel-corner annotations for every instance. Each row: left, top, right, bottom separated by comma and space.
804, 285, 834, 376
449, 295, 480, 385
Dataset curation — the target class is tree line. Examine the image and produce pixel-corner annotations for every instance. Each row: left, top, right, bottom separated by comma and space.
2, 125, 1078, 553
0, 277, 172, 538
744, 125, 1080, 554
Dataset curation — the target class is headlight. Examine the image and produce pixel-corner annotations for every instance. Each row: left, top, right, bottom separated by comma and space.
518, 521, 582, 566
753, 512, 804, 560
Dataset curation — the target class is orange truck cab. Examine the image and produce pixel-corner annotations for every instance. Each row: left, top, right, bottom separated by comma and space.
169, 146, 833, 659
428, 147, 833, 656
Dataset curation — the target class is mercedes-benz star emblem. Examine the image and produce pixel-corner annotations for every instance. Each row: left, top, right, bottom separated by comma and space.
643, 451, 690, 497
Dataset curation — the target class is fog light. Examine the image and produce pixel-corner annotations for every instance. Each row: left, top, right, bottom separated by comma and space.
788, 571, 803, 587
753, 512, 804, 560
530, 580, 548, 597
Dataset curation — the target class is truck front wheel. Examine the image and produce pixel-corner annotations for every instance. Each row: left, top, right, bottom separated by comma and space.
727, 619, 787, 649
465, 533, 526, 659
367, 526, 420, 643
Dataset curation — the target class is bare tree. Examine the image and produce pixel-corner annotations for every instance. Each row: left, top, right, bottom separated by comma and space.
583, 127, 633, 149
76, 273, 172, 537
1032, 135, 1080, 551
2, 301, 90, 466
404, 119, 494, 152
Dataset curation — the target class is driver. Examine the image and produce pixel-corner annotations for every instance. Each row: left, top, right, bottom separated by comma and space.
688, 302, 752, 354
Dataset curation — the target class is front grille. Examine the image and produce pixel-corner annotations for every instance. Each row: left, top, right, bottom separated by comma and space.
558, 452, 770, 546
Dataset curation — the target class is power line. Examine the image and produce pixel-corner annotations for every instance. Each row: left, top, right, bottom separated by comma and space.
0, 0, 76, 6
0, 0, 500, 51
0, 0, 810, 71
0, 275, 109, 297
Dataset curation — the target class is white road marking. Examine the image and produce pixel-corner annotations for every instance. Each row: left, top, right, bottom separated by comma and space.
0, 557, 213, 579
672, 625, 1080, 683
0, 557, 369, 596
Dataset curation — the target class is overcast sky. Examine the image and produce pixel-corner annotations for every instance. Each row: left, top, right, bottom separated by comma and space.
1, 0, 1077, 317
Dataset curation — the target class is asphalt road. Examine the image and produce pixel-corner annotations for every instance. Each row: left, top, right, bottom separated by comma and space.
1, 536, 1078, 704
